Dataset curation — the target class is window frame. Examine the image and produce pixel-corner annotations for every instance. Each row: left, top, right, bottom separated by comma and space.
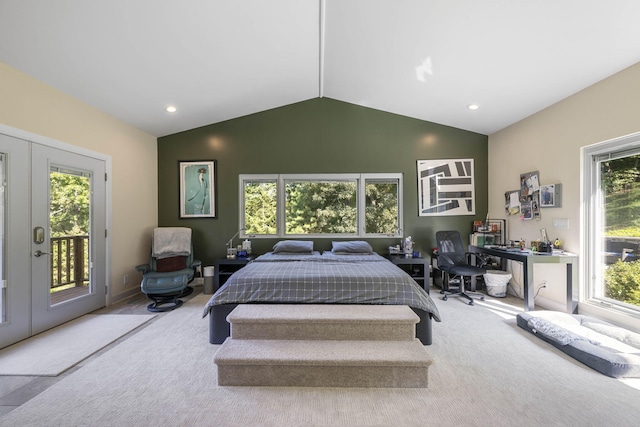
583, 132, 640, 318
239, 173, 403, 239
239, 174, 279, 238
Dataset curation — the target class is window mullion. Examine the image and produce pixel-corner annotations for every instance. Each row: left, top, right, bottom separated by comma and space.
277, 175, 285, 238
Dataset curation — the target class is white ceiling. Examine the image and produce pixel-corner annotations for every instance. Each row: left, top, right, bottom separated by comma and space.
2, 0, 640, 138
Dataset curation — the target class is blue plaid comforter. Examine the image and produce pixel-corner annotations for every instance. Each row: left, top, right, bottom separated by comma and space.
204, 252, 441, 321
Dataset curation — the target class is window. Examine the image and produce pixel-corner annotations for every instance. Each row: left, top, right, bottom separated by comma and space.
243, 177, 277, 235
285, 178, 357, 235
240, 173, 403, 238
365, 178, 401, 234
584, 134, 640, 317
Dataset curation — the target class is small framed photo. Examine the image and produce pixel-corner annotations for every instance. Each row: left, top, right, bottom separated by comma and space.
179, 160, 216, 218
540, 184, 561, 208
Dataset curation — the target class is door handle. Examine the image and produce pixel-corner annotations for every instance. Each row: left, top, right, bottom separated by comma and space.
33, 250, 49, 257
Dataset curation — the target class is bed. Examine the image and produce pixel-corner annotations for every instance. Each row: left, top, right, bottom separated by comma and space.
203, 241, 441, 345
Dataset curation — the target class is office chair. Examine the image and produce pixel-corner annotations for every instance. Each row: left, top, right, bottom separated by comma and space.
435, 230, 486, 305
136, 227, 201, 312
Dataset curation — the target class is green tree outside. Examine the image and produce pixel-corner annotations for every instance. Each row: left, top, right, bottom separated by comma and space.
49, 172, 90, 290
602, 155, 640, 307
365, 182, 398, 234
286, 181, 357, 234
50, 172, 90, 237
244, 181, 277, 235
243, 179, 399, 236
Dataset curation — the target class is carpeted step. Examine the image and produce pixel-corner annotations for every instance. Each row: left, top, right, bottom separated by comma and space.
214, 338, 432, 388
227, 304, 418, 341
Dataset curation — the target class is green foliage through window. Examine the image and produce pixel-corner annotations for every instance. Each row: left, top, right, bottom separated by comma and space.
594, 149, 640, 310
604, 260, 640, 306
50, 171, 90, 237
602, 154, 640, 236
244, 181, 277, 235
49, 170, 91, 290
366, 181, 399, 234
241, 174, 402, 237
286, 180, 357, 234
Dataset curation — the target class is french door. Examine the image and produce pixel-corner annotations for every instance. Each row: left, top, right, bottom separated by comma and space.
0, 133, 106, 348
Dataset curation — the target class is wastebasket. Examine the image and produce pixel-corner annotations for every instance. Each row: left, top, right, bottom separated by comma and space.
203, 266, 215, 294
483, 270, 511, 297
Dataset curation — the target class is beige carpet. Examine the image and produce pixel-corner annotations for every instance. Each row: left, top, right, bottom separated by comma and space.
0, 314, 155, 376
1, 292, 640, 426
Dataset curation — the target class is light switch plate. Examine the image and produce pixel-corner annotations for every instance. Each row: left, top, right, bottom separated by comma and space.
553, 218, 569, 229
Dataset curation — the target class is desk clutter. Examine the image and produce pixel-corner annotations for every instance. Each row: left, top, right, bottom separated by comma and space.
388, 236, 420, 258
470, 220, 566, 255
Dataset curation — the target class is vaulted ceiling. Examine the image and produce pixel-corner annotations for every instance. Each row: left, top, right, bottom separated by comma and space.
2, 1, 640, 137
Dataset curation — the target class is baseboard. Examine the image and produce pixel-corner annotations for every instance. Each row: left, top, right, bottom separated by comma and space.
109, 287, 143, 306
532, 295, 566, 311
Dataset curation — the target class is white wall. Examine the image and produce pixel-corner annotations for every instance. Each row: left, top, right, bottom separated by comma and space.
0, 61, 158, 303
489, 61, 640, 330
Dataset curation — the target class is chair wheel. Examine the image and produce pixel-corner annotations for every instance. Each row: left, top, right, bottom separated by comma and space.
480, 296, 485, 301
443, 296, 448, 301
468, 301, 474, 305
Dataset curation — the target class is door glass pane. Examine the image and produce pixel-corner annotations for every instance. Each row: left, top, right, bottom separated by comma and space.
600, 153, 640, 310
0, 153, 5, 321
49, 168, 91, 305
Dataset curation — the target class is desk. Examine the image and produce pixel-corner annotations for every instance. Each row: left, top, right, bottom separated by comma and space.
468, 246, 578, 314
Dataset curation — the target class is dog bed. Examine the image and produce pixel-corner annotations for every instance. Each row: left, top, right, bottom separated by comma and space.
517, 310, 640, 378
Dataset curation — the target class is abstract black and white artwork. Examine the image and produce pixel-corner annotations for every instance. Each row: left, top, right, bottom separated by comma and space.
417, 159, 475, 216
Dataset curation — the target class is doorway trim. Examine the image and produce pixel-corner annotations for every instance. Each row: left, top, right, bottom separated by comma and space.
0, 124, 112, 305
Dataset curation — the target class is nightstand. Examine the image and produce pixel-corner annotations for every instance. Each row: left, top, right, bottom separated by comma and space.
385, 255, 429, 293
214, 257, 254, 291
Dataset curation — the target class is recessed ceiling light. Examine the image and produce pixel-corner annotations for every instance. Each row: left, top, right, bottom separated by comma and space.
467, 104, 479, 110
166, 106, 177, 113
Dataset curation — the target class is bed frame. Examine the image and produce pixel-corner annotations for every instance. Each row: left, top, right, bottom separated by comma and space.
208, 303, 433, 345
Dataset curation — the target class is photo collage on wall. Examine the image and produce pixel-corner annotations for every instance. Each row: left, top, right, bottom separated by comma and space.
504, 170, 561, 220
518, 171, 540, 220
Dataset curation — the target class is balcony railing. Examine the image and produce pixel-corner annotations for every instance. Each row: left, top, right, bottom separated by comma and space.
604, 236, 640, 264
50, 235, 89, 291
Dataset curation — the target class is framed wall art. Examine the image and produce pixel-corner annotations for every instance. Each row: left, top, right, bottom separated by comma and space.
417, 158, 475, 216
179, 160, 217, 218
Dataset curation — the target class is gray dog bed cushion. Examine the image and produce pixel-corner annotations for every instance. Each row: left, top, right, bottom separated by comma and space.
517, 311, 640, 378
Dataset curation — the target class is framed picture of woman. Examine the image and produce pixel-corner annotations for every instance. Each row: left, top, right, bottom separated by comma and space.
179, 160, 216, 218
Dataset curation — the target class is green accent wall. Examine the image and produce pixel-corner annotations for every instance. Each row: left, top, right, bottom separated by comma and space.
158, 98, 488, 265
